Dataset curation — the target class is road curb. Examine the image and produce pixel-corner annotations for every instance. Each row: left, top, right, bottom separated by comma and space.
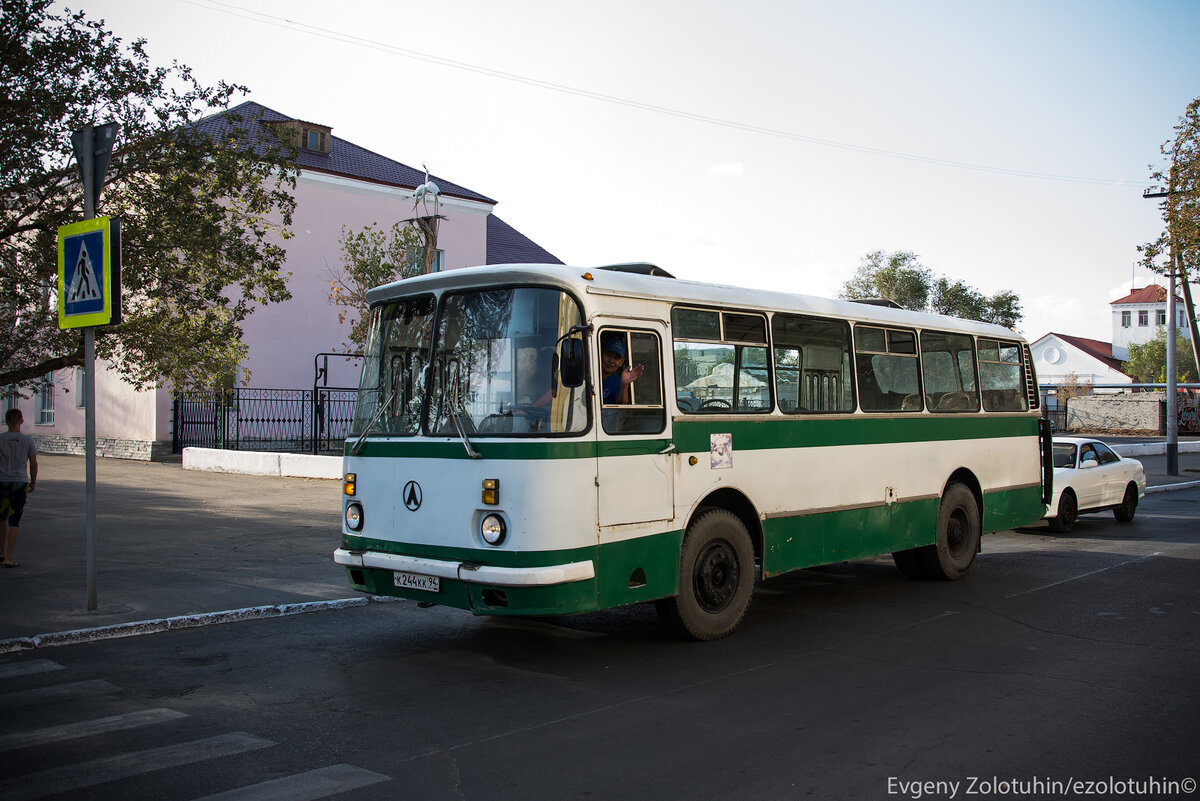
1146, 479, 1200, 494
0, 595, 402, 655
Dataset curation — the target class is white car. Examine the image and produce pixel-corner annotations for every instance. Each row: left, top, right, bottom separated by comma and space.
1044, 437, 1146, 532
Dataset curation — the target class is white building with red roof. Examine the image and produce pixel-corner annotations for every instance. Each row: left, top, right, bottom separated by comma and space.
1030, 282, 1193, 389
1030, 333, 1132, 388
1110, 284, 1190, 359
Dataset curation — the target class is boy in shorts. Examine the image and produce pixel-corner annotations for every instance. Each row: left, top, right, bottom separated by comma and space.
1, 408, 38, 567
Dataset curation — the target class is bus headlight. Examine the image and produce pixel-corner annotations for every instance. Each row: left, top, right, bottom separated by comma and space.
480, 514, 506, 546
345, 502, 364, 532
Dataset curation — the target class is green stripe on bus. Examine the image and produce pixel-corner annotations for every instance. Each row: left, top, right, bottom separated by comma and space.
348, 414, 1038, 460
347, 439, 672, 459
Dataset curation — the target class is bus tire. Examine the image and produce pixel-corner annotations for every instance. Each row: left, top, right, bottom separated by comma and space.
655, 508, 754, 641
915, 483, 980, 581
891, 548, 926, 579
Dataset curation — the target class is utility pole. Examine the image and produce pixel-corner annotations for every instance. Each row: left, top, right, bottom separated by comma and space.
1143, 187, 1191, 476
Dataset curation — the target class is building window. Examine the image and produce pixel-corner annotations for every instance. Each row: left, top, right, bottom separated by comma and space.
1138, 310, 1148, 326
301, 128, 328, 153
75, 367, 86, 408
2, 386, 17, 414
1121, 311, 1130, 328
1156, 309, 1166, 326
36, 377, 54, 425
407, 248, 444, 274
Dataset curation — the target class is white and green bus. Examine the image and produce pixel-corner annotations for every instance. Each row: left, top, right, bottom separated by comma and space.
334, 263, 1052, 639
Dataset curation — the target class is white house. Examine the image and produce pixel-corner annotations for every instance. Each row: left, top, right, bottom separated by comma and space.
8, 102, 562, 459
1030, 332, 1132, 389
1110, 284, 1190, 359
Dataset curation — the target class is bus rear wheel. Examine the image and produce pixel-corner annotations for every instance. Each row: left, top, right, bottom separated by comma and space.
914, 482, 980, 581
655, 508, 754, 641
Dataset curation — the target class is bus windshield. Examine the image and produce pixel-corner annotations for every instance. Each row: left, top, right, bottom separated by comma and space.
351, 287, 589, 438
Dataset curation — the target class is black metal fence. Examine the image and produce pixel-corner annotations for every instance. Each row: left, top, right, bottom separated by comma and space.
1042, 404, 1068, 433
172, 387, 357, 454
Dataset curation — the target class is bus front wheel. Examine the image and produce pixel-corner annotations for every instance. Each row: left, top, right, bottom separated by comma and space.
915, 482, 980, 581
656, 508, 754, 641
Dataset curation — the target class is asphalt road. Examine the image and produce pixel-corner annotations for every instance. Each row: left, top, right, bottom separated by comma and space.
1, 486, 1198, 801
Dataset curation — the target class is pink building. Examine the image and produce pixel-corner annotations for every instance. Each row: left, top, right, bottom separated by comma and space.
9, 102, 561, 459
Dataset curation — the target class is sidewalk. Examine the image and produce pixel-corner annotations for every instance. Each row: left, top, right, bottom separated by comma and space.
0, 454, 350, 648
2, 450, 1197, 651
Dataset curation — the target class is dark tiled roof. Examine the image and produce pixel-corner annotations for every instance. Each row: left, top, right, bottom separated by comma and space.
1048, 332, 1126, 372
193, 101, 495, 204
486, 215, 563, 265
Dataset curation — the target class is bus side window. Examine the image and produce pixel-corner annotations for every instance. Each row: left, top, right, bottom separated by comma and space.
772, 313, 854, 413
978, 339, 1028, 412
854, 326, 921, 412
600, 329, 665, 435
672, 307, 770, 414
920, 331, 979, 413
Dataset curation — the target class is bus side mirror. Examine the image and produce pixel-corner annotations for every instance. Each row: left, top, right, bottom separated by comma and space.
558, 339, 586, 388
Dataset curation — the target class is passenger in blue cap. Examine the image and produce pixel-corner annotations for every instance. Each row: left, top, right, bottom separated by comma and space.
600, 333, 644, 404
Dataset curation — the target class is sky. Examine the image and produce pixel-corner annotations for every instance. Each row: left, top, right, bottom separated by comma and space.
67, 0, 1200, 343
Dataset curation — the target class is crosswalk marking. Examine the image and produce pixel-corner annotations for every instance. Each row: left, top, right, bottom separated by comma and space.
0, 665, 393, 800
0, 708, 189, 753
0, 679, 119, 711
190, 764, 390, 801
0, 732, 276, 801
0, 660, 64, 680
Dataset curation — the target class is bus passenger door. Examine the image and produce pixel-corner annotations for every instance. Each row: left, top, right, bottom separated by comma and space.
595, 323, 675, 526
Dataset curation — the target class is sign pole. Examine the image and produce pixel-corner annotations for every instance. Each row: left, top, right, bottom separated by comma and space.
61, 122, 119, 612
78, 125, 99, 610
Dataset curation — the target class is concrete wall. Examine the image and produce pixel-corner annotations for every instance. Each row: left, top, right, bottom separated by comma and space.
31, 434, 171, 461
1069, 393, 1162, 432
182, 447, 341, 479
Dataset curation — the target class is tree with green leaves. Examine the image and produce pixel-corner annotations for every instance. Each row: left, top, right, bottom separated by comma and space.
0, 0, 298, 394
840, 249, 1023, 329
1123, 329, 1198, 384
841, 250, 932, 311
329, 222, 423, 352
1140, 95, 1200, 371
1142, 96, 1200, 282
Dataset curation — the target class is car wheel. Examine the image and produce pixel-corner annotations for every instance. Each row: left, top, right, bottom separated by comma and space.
1048, 489, 1077, 533
655, 508, 755, 641
1113, 484, 1138, 523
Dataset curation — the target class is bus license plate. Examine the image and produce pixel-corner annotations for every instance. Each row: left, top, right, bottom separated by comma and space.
394, 571, 440, 593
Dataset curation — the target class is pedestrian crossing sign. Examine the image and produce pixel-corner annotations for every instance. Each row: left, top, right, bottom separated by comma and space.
58, 216, 121, 329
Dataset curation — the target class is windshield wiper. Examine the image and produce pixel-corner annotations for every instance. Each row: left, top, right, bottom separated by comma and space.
350, 385, 395, 455
448, 366, 481, 460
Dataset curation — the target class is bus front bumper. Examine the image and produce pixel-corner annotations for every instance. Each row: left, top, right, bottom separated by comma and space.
333, 548, 595, 587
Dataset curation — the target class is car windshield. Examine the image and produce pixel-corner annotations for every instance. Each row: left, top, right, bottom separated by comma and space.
1052, 443, 1077, 468
351, 287, 589, 438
